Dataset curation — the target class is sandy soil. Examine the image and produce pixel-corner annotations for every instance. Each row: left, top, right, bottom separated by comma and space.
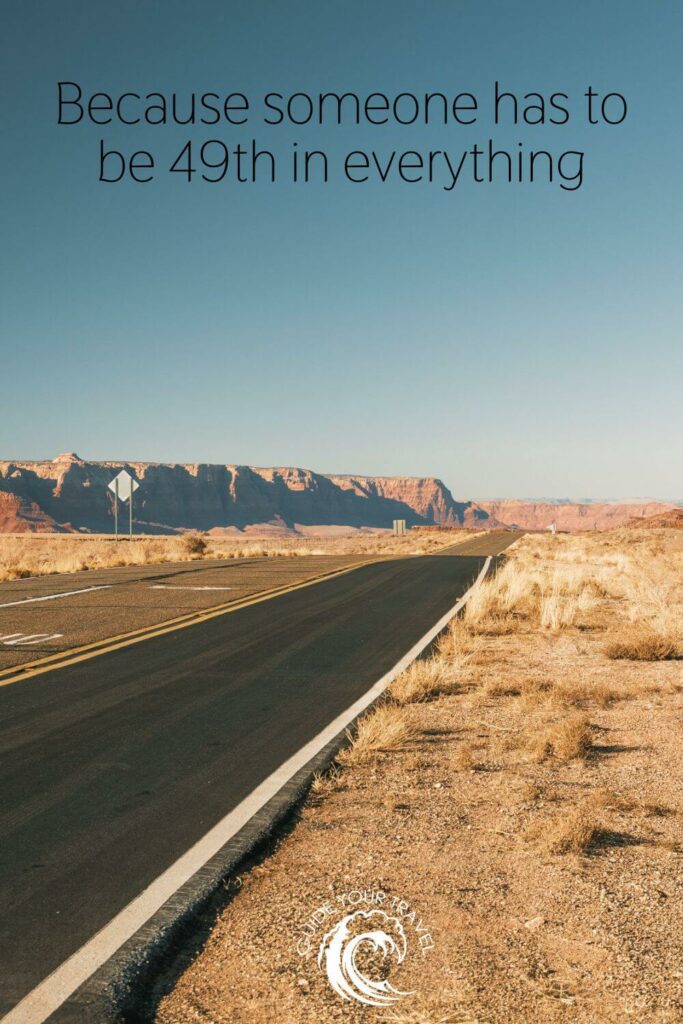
156, 531, 682, 1024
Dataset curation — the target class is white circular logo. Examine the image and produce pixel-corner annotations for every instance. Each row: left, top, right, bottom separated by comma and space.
296, 888, 434, 1007
318, 908, 414, 1007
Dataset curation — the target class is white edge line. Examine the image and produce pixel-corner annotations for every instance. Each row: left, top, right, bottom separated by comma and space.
2, 555, 492, 1024
0, 586, 111, 610
149, 585, 234, 591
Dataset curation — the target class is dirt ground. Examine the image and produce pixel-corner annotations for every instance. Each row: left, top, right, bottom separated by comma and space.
156, 530, 682, 1024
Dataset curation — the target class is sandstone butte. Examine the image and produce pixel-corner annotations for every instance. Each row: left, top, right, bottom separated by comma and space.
0, 453, 678, 535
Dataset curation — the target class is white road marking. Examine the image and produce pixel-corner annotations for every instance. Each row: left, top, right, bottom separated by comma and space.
2, 557, 492, 1024
1, 633, 63, 647
0, 585, 111, 609
149, 585, 233, 591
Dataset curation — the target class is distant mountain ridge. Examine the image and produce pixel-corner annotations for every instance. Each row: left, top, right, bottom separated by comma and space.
0, 454, 489, 534
0, 454, 677, 534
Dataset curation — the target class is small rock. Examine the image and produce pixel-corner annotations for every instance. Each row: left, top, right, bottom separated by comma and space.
524, 916, 545, 931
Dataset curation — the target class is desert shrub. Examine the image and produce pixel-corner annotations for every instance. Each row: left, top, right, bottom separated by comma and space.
436, 620, 486, 661
451, 743, 477, 771
337, 705, 417, 766
553, 679, 626, 708
182, 532, 208, 557
526, 807, 599, 855
528, 714, 593, 762
604, 629, 679, 661
389, 659, 456, 704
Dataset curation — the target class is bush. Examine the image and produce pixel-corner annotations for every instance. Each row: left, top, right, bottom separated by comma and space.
182, 532, 207, 557
604, 629, 679, 661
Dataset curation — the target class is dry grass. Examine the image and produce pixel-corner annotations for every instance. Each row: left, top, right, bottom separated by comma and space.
436, 619, 487, 661
519, 780, 545, 803
484, 679, 523, 698
462, 529, 683, 643
451, 743, 477, 771
603, 628, 680, 661
528, 714, 594, 762
526, 806, 600, 856
552, 678, 630, 708
309, 765, 343, 798
336, 705, 418, 766
181, 532, 207, 556
389, 659, 458, 704
0, 530, 476, 582
588, 788, 676, 818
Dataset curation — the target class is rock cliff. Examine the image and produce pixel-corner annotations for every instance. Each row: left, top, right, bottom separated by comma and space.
0, 454, 477, 533
0, 454, 676, 534
476, 499, 678, 532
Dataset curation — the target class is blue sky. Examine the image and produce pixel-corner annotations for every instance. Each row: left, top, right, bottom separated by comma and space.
1, 1, 681, 498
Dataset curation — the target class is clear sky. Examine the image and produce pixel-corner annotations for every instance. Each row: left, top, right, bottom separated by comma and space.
1, 1, 681, 499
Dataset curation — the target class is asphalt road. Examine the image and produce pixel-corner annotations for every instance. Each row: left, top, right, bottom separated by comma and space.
0, 534, 518, 1018
0, 554, 364, 671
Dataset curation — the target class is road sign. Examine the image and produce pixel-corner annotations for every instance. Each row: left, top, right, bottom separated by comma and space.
108, 470, 139, 540
393, 519, 406, 536
108, 469, 139, 503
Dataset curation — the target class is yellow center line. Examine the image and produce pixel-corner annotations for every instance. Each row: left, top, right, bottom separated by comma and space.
0, 557, 378, 689
0, 536, 490, 690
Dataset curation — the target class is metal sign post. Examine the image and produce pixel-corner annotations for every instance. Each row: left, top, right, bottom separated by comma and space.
108, 470, 140, 540
114, 478, 119, 541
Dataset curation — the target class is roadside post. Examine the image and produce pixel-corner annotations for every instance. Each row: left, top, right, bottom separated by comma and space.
108, 469, 140, 540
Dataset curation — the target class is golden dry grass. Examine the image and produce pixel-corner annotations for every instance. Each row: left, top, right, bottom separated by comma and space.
586, 788, 675, 818
528, 714, 594, 762
331, 528, 681, 822
435, 618, 487, 660
337, 705, 418, 766
327, 528, 681, 785
0, 529, 473, 582
552, 678, 630, 708
451, 742, 477, 771
309, 765, 343, 798
462, 528, 683, 648
389, 658, 458, 704
525, 806, 600, 856
603, 627, 679, 661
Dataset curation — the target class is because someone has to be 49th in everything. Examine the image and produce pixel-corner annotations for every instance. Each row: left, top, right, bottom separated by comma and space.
52, 82, 627, 190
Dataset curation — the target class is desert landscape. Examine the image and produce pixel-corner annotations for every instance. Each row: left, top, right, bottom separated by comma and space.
155, 527, 683, 1024
4, 4, 680, 1020
1, 453, 679, 536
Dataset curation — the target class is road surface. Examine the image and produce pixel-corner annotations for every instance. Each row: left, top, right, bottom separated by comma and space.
0, 554, 366, 672
0, 533, 518, 1019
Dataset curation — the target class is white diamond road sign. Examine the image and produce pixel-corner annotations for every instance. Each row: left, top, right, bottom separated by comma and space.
108, 469, 139, 503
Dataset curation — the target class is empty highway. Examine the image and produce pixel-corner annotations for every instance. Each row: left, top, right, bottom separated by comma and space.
0, 533, 518, 1021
